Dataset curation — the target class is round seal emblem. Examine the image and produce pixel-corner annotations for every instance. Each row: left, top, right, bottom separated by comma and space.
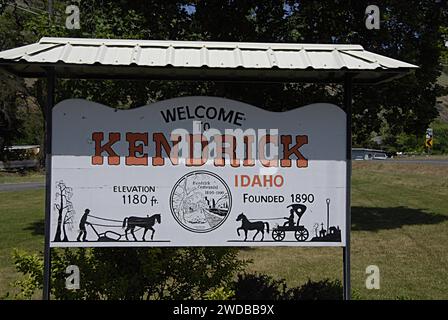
170, 171, 232, 233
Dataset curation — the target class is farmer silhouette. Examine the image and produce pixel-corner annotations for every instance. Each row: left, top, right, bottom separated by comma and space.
77, 209, 91, 241
286, 203, 307, 226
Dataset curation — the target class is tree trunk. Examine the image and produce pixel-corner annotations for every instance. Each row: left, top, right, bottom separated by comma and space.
62, 219, 68, 242
54, 187, 64, 242
54, 211, 62, 242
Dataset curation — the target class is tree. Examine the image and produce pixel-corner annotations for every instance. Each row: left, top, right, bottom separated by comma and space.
53, 181, 75, 242
285, 0, 447, 144
5, 1, 445, 145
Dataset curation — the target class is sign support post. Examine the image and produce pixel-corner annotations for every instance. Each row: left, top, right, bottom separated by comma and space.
43, 68, 55, 300
343, 74, 353, 300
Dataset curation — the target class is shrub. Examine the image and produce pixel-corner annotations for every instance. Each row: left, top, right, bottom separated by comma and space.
233, 273, 289, 300
204, 287, 235, 300
288, 279, 342, 300
12, 250, 44, 299
12, 247, 245, 300
233, 273, 342, 300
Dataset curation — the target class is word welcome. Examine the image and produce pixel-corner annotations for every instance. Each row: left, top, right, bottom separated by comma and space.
160, 105, 246, 126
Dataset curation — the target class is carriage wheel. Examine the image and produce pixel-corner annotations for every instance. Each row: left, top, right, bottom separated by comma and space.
272, 230, 285, 242
295, 228, 309, 242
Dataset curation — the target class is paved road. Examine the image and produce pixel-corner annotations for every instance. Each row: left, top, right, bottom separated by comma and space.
0, 182, 45, 192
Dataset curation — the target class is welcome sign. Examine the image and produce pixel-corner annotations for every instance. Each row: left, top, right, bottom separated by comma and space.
50, 97, 346, 247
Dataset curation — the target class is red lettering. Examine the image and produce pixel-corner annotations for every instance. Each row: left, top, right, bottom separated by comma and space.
92, 132, 120, 165
214, 135, 240, 167
186, 134, 209, 166
126, 133, 148, 166
281, 135, 308, 168
259, 134, 278, 167
153, 133, 180, 166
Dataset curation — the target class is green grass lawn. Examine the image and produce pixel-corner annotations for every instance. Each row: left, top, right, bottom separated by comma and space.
0, 189, 44, 297
0, 171, 44, 184
0, 162, 447, 299
240, 162, 448, 299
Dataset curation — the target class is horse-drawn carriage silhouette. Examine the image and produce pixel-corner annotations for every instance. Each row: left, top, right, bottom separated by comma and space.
235, 203, 310, 242
271, 203, 309, 242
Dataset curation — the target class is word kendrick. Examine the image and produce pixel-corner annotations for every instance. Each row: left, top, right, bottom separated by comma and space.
91, 132, 309, 168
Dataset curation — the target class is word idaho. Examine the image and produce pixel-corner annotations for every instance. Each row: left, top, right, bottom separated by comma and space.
91, 132, 309, 168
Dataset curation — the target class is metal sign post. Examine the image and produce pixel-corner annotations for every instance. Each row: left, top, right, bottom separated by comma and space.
43, 68, 55, 300
343, 74, 353, 300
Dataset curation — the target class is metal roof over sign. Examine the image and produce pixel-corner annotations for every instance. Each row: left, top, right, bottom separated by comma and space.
0, 37, 417, 83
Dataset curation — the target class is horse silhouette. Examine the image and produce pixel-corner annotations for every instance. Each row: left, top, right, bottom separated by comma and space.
122, 214, 161, 241
236, 213, 269, 241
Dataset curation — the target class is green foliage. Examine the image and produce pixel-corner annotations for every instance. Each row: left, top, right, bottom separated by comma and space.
12, 247, 245, 300
395, 133, 424, 153
432, 120, 448, 154
12, 253, 342, 300
0, 4, 43, 155
1, 0, 447, 147
378, 120, 448, 154
351, 288, 363, 300
204, 287, 235, 300
288, 279, 343, 300
233, 273, 289, 300
14, 105, 43, 147
0, 71, 26, 159
12, 249, 43, 300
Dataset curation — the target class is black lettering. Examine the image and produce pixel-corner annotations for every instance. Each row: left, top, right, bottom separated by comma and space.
177, 107, 186, 120
195, 105, 205, 118
160, 108, 176, 123
234, 112, 245, 126
186, 106, 195, 119
218, 108, 234, 123
206, 107, 217, 119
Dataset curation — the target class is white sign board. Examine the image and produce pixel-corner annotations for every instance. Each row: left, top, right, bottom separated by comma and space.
50, 97, 346, 247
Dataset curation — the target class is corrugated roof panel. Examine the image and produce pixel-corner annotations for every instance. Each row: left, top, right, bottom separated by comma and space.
139, 47, 168, 66
130, 45, 142, 65
100, 46, 134, 65
25, 44, 65, 63
298, 49, 313, 68
340, 51, 379, 69
331, 50, 346, 69
207, 49, 234, 68
0, 43, 37, 60
173, 48, 201, 67
61, 45, 96, 64
94, 44, 108, 64
233, 48, 244, 67
274, 51, 304, 68
240, 50, 272, 68
355, 51, 416, 69
306, 51, 334, 69
0, 37, 418, 83
59, 43, 73, 62
36, 37, 366, 51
